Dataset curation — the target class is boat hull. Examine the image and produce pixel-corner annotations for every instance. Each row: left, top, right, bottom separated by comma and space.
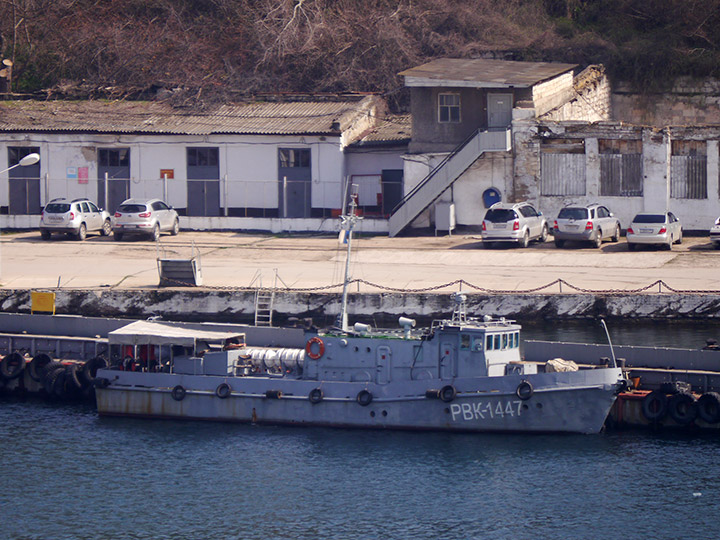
95, 367, 623, 434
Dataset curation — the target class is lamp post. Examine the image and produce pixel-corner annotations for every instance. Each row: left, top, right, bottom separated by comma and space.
0, 152, 40, 284
0, 152, 40, 175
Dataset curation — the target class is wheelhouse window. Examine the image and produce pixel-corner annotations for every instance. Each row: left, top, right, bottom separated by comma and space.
438, 93, 461, 123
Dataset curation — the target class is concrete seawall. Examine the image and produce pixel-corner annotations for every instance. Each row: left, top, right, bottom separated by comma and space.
3, 288, 720, 325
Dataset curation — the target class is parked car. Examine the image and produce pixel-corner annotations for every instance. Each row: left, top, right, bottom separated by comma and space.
710, 217, 720, 249
626, 212, 682, 251
112, 198, 180, 241
39, 198, 112, 241
481, 202, 548, 248
553, 204, 621, 248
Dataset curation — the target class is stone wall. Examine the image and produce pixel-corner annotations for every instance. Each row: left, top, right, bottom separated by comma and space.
612, 78, 720, 126
540, 65, 611, 122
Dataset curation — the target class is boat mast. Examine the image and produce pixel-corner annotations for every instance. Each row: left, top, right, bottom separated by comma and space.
337, 190, 361, 331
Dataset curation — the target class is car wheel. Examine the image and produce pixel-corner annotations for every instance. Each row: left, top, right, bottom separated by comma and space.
677, 230, 683, 244
628, 243, 636, 251
554, 239, 565, 249
76, 223, 87, 241
170, 218, 180, 236
482, 241, 493, 249
101, 219, 112, 236
151, 223, 161, 241
665, 238, 673, 250
40, 230, 51, 240
593, 230, 602, 248
539, 224, 548, 243
114, 232, 124, 242
611, 225, 620, 242
519, 230, 529, 249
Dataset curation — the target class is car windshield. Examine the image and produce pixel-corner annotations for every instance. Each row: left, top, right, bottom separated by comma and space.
558, 208, 588, 220
118, 204, 147, 213
44, 203, 71, 213
484, 209, 517, 222
633, 214, 665, 224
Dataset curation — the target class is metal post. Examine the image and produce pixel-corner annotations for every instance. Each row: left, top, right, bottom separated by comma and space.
224, 173, 228, 217
104, 172, 109, 212
282, 176, 287, 218
163, 173, 168, 203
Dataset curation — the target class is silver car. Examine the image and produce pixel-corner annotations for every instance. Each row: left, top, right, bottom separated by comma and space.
627, 212, 682, 251
112, 198, 180, 241
39, 198, 112, 241
710, 217, 720, 249
481, 202, 548, 248
553, 204, 621, 248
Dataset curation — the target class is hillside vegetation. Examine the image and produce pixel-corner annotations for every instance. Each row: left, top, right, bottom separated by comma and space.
1, 0, 719, 108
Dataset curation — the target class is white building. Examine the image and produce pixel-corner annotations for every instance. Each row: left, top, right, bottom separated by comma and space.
0, 95, 407, 233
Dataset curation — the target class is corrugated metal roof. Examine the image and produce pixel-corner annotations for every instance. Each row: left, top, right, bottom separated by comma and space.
399, 58, 577, 88
0, 99, 372, 135
350, 114, 411, 146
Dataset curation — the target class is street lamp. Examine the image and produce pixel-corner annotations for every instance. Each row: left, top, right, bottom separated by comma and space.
0, 152, 40, 175
0, 152, 40, 285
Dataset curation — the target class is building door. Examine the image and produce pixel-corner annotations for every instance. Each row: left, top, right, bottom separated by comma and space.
278, 148, 311, 218
8, 147, 41, 215
381, 169, 403, 216
97, 148, 130, 213
488, 93, 513, 130
187, 147, 220, 217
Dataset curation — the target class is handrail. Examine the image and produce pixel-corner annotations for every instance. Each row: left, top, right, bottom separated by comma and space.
391, 128, 482, 214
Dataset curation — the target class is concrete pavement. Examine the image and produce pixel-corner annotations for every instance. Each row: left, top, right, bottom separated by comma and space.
1, 230, 719, 293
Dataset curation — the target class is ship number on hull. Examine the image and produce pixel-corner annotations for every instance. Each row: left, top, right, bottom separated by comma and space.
450, 400, 523, 421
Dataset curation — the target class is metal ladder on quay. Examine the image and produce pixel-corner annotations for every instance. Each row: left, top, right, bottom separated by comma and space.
251, 269, 286, 327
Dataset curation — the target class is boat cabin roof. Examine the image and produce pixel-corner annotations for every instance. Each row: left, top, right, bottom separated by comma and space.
108, 320, 245, 347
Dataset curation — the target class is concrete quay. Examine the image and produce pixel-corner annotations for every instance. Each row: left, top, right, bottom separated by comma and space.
1, 230, 720, 322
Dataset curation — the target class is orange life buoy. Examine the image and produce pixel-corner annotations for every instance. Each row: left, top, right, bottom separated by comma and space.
306, 337, 325, 360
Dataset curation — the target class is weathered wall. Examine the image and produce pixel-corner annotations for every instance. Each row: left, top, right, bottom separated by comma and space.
540, 66, 611, 122
2, 288, 720, 324
532, 72, 575, 117
613, 78, 720, 126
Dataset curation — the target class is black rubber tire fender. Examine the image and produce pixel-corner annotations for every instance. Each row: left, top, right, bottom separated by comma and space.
51, 368, 68, 399
516, 380, 534, 401
81, 356, 110, 386
356, 390, 373, 406
308, 388, 324, 404
668, 392, 698, 425
28, 353, 53, 382
171, 385, 186, 401
64, 363, 84, 391
641, 390, 668, 422
215, 383, 231, 399
439, 385, 457, 403
697, 392, 720, 424
0, 352, 26, 380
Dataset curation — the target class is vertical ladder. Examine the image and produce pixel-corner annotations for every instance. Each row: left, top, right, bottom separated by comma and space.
254, 289, 275, 327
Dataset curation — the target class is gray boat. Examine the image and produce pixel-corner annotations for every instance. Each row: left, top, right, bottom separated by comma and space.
94, 198, 627, 434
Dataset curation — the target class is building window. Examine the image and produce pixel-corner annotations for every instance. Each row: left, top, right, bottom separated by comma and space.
98, 148, 129, 167
671, 140, 707, 199
599, 139, 643, 197
187, 147, 219, 167
279, 148, 310, 168
540, 138, 586, 196
438, 93, 461, 123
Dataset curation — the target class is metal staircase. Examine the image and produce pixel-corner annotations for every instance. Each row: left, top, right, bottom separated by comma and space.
389, 128, 512, 237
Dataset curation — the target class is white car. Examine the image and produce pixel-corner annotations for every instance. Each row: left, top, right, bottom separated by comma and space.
112, 198, 180, 241
481, 202, 548, 248
710, 218, 720, 249
627, 212, 682, 251
40, 198, 112, 241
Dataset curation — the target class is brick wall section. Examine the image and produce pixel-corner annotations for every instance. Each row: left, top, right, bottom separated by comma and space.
612, 78, 720, 126
540, 65, 611, 122
531, 72, 575, 117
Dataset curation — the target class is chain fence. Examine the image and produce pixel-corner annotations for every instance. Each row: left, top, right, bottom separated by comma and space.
158, 277, 720, 295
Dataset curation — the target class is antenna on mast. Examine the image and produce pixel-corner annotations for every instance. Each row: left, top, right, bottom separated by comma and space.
336, 185, 362, 331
